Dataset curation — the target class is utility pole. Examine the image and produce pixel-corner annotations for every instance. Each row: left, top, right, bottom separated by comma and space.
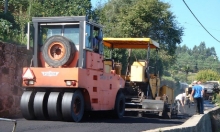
4, 0, 8, 14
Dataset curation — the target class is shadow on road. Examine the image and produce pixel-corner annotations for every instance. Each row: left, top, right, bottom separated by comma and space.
80, 111, 188, 124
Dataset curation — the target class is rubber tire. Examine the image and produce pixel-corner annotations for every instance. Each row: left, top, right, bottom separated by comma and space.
113, 91, 125, 119
33, 92, 49, 120
42, 35, 76, 67
20, 91, 36, 120
62, 90, 84, 122
47, 92, 63, 121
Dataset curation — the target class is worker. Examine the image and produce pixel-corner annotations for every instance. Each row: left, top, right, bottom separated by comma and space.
197, 81, 204, 114
175, 93, 186, 114
93, 36, 99, 53
191, 81, 204, 115
190, 81, 198, 104
163, 94, 168, 103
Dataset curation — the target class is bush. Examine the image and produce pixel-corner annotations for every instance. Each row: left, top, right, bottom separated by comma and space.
212, 93, 217, 104
212, 93, 220, 105
216, 94, 220, 106
196, 69, 220, 82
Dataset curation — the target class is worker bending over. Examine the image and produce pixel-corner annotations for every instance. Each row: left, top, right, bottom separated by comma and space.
175, 93, 186, 114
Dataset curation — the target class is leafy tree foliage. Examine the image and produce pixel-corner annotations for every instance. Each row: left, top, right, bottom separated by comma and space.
3, 0, 219, 84
30, 0, 92, 17
0, 16, 12, 40
94, 0, 183, 55
93, 0, 183, 75
173, 42, 219, 72
196, 69, 220, 82
0, 0, 92, 44
166, 42, 220, 83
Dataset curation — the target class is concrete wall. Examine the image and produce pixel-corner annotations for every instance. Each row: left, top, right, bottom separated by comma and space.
210, 107, 220, 132
0, 41, 32, 118
143, 106, 220, 132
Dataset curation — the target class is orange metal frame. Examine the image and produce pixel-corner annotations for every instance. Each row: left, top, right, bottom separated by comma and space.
23, 50, 124, 111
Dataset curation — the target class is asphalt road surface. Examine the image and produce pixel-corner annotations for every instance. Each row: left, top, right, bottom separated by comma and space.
0, 100, 215, 132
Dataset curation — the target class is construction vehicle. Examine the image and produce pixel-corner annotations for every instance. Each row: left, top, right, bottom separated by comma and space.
204, 81, 219, 100
103, 38, 177, 118
20, 16, 126, 122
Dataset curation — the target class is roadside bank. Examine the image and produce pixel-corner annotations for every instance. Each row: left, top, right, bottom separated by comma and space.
143, 106, 220, 132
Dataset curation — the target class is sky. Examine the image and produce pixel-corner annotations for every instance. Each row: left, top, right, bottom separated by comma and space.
91, 0, 220, 58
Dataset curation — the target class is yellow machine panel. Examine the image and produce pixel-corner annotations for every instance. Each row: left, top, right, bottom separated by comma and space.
103, 38, 159, 49
130, 61, 146, 82
104, 61, 112, 73
149, 74, 160, 99
149, 78, 157, 98
114, 63, 122, 75
159, 85, 174, 104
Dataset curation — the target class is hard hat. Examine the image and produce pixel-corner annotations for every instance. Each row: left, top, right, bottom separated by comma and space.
193, 81, 197, 84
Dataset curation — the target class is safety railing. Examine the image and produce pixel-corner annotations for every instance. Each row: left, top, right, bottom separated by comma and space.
0, 118, 17, 132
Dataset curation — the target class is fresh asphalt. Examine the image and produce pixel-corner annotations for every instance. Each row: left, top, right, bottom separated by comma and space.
0, 100, 215, 132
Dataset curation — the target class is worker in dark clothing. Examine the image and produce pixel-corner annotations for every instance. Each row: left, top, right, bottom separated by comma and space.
93, 36, 99, 53
191, 81, 204, 115
197, 81, 204, 114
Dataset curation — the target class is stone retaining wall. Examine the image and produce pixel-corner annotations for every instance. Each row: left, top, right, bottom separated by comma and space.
0, 41, 32, 118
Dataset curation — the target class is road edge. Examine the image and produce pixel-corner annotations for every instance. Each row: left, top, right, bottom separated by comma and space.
142, 106, 220, 132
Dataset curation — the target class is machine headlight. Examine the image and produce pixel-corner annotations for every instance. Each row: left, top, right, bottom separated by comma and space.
66, 81, 72, 86
29, 80, 35, 85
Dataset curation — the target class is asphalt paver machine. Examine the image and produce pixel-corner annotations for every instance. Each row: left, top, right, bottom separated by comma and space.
103, 38, 177, 118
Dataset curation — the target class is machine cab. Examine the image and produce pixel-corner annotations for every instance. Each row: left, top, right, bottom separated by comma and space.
28, 16, 103, 68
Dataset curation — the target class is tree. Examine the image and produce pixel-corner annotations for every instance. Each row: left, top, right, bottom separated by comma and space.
93, 0, 184, 76
30, 0, 92, 17
194, 62, 198, 73
95, 0, 183, 53
4, 0, 8, 13
181, 64, 190, 82
0, 0, 93, 43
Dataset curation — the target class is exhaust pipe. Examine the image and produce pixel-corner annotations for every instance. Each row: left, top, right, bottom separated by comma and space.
26, 22, 30, 50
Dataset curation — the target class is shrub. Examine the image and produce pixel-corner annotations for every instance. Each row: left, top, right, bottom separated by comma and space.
215, 94, 220, 106
212, 93, 220, 105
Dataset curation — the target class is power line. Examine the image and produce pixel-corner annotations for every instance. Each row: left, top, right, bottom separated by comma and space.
182, 0, 220, 43
184, 22, 220, 32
